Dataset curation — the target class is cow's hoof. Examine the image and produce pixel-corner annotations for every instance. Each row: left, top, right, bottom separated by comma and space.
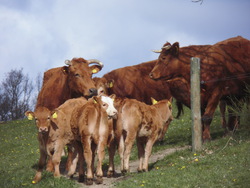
121, 169, 129, 175
86, 178, 93, 185
78, 175, 84, 183
107, 170, 114, 178
96, 176, 103, 184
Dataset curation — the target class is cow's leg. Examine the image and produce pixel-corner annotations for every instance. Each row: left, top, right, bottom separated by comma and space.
96, 138, 107, 184
33, 149, 47, 183
82, 136, 93, 185
65, 145, 73, 173
219, 100, 227, 129
46, 156, 54, 172
123, 132, 136, 173
107, 138, 116, 178
142, 136, 157, 172
52, 142, 65, 178
66, 143, 80, 179
202, 89, 222, 142
136, 138, 145, 172
118, 134, 125, 173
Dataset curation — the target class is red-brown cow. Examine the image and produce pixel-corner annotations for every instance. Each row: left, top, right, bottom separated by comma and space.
102, 60, 172, 105
150, 36, 250, 141
70, 95, 117, 185
27, 57, 103, 183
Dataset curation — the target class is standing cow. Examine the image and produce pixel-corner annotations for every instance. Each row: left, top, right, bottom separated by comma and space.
150, 36, 250, 141
70, 95, 117, 185
27, 57, 103, 183
113, 97, 173, 173
25, 97, 87, 183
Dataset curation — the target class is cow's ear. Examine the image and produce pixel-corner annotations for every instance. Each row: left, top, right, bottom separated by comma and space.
92, 96, 99, 104
171, 42, 179, 57
107, 79, 114, 88
61, 66, 69, 75
50, 110, 58, 123
151, 97, 158, 105
109, 94, 116, 101
90, 65, 102, 74
25, 111, 35, 120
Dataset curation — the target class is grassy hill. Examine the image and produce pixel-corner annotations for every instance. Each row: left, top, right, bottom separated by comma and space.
0, 105, 249, 188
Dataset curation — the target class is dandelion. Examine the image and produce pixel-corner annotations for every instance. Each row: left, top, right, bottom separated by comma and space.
194, 153, 197, 156
156, 166, 159, 170
140, 184, 145, 186
194, 158, 199, 162
32, 180, 36, 184
233, 179, 237, 182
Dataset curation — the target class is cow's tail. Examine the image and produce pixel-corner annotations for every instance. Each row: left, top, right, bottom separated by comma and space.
175, 101, 184, 119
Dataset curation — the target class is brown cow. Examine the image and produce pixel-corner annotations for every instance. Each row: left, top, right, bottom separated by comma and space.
102, 60, 172, 105
150, 36, 250, 141
70, 95, 117, 185
114, 97, 173, 173
27, 57, 103, 183
25, 97, 87, 183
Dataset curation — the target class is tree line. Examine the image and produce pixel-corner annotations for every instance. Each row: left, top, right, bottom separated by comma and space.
0, 68, 42, 121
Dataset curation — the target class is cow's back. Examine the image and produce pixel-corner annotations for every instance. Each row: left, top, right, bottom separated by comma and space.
36, 68, 70, 110
103, 60, 171, 104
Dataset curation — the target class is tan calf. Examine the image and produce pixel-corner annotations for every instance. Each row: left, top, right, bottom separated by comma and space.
25, 97, 87, 183
115, 98, 173, 173
70, 95, 117, 185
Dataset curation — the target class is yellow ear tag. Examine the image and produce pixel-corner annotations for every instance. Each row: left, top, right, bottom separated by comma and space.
52, 112, 58, 119
93, 99, 97, 104
151, 98, 158, 105
168, 101, 172, 107
92, 69, 97, 74
109, 82, 113, 88
28, 114, 33, 120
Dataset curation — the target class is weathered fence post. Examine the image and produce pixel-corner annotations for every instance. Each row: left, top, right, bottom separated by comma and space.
191, 57, 202, 152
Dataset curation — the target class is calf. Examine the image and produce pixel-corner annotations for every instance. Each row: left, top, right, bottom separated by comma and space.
25, 97, 87, 183
114, 97, 173, 173
70, 95, 117, 185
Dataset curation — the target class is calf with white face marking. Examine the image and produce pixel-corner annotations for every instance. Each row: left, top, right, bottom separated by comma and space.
115, 98, 173, 173
70, 95, 117, 185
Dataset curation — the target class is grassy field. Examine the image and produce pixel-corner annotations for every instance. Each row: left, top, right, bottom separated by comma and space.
0, 105, 249, 188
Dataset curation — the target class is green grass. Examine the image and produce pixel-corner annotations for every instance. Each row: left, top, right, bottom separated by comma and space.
0, 120, 78, 188
0, 104, 249, 187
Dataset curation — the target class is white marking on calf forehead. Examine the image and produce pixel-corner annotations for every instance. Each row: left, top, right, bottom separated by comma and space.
101, 96, 113, 104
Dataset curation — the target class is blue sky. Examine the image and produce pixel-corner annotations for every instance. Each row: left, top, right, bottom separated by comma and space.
0, 0, 249, 82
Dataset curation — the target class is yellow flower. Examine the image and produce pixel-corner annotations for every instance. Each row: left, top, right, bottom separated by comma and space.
194, 153, 197, 156
32, 180, 36, 184
233, 179, 237, 182
156, 167, 159, 170
194, 158, 199, 162
140, 184, 145, 186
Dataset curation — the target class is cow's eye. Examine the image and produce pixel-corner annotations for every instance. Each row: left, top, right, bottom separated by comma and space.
103, 103, 107, 107
75, 73, 80, 77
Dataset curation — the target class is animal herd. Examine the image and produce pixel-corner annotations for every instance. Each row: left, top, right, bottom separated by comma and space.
25, 36, 250, 185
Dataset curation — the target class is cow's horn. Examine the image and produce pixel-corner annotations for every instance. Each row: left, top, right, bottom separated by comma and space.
65, 60, 71, 65
87, 59, 103, 68
162, 45, 171, 50
152, 49, 162, 53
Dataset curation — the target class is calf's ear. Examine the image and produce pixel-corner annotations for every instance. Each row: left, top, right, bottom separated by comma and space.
25, 111, 35, 120
151, 97, 158, 105
109, 94, 116, 101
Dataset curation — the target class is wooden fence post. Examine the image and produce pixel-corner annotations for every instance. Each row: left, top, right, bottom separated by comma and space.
191, 57, 202, 152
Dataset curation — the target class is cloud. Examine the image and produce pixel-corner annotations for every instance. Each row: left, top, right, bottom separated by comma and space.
0, 0, 250, 83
